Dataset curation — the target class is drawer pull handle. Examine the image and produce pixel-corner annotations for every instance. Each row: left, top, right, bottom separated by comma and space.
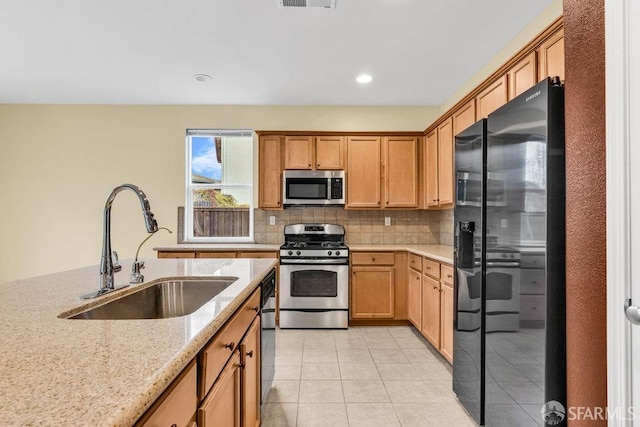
252, 306, 259, 312
224, 342, 235, 351
433, 286, 438, 290
246, 350, 254, 358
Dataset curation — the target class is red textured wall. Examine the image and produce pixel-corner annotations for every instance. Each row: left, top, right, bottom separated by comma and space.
563, 0, 607, 425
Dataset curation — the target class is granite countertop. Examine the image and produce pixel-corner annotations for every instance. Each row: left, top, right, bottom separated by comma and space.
154, 243, 453, 264
154, 243, 281, 252
0, 257, 277, 426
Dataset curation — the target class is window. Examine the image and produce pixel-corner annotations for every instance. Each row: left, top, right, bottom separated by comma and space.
186, 129, 254, 242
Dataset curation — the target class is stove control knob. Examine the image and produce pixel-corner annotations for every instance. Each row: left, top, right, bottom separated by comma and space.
336, 251, 341, 256
502, 253, 507, 258
296, 251, 301, 256
288, 250, 293, 256
510, 254, 515, 259
328, 251, 333, 256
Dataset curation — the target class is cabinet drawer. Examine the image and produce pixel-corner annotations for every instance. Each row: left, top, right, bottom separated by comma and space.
521, 268, 545, 294
352, 252, 395, 266
158, 251, 196, 259
520, 295, 545, 321
521, 253, 545, 269
441, 264, 454, 285
196, 252, 238, 258
236, 251, 278, 259
408, 253, 422, 272
199, 288, 260, 400
422, 258, 440, 279
137, 361, 197, 427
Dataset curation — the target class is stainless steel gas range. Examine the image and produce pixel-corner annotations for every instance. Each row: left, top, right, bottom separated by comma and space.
279, 223, 349, 329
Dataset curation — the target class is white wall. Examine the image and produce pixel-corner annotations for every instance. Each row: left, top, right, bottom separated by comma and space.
0, 105, 438, 283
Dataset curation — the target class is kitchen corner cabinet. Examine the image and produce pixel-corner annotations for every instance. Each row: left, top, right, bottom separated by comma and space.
538, 28, 565, 83
424, 119, 454, 208
384, 136, 419, 208
476, 75, 508, 119
508, 51, 537, 100
259, 135, 283, 209
346, 136, 382, 208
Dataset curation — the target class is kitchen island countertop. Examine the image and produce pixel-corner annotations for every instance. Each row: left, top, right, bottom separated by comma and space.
0, 257, 277, 426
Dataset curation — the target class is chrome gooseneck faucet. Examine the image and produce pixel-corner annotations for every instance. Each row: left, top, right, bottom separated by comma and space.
81, 184, 158, 299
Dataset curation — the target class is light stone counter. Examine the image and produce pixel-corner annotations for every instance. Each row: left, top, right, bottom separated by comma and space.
154, 243, 281, 252
349, 244, 454, 265
0, 257, 277, 426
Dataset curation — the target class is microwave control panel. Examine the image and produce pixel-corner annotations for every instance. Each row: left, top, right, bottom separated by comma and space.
330, 178, 343, 199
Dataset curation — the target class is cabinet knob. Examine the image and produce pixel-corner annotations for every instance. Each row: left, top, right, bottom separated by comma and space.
224, 342, 235, 351
433, 286, 438, 290
426, 266, 431, 270
308, 164, 311, 167
317, 163, 320, 167
246, 350, 254, 358
237, 362, 245, 369
447, 274, 452, 278
252, 306, 259, 312
372, 258, 376, 262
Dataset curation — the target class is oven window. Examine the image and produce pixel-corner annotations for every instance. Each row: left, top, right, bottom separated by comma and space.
290, 270, 337, 297
287, 179, 328, 199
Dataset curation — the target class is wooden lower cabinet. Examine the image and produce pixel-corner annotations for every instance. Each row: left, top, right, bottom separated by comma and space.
199, 352, 242, 427
241, 318, 261, 427
421, 274, 441, 348
439, 281, 454, 364
407, 268, 422, 328
351, 266, 395, 319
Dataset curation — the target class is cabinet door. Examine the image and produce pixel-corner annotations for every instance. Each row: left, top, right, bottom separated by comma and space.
241, 317, 261, 427
407, 268, 422, 328
199, 352, 241, 427
452, 100, 476, 136
425, 129, 439, 208
259, 136, 283, 209
538, 28, 565, 82
351, 266, 395, 319
284, 136, 313, 170
384, 136, 418, 208
476, 75, 508, 119
315, 136, 344, 169
440, 281, 454, 364
421, 274, 440, 348
437, 118, 454, 206
508, 51, 537, 100
346, 137, 382, 208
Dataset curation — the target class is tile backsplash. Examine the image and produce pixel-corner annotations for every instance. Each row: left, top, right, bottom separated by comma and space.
178, 207, 453, 245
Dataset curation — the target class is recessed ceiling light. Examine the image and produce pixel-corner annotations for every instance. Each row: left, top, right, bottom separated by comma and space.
193, 74, 213, 83
356, 74, 372, 84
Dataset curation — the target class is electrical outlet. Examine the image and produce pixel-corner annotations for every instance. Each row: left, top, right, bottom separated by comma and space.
269, 215, 276, 226
384, 216, 391, 226
501, 218, 508, 228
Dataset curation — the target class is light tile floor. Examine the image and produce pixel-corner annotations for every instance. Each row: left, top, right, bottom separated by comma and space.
262, 326, 476, 427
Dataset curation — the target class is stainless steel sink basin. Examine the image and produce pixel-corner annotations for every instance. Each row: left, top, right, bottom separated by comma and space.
67, 278, 237, 320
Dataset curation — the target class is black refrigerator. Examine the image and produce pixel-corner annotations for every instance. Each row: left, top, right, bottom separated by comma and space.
452, 77, 566, 426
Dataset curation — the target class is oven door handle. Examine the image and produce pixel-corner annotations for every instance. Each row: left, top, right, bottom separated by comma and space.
486, 261, 521, 268
280, 259, 349, 265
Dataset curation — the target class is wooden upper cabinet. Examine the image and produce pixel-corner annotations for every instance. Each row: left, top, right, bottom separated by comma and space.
476, 75, 508, 119
346, 136, 381, 208
284, 136, 313, 170
383, 136, 418, 208
437, 118, 454, 206
508, 51, 537, 100
453, 100, 476, 136
424, 129, 439, 208
315, 136, 344, 169
538, 28, 565, 82
258, 135, 283, 209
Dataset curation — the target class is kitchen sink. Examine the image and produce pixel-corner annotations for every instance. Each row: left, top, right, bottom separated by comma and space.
67, 278, 238, 320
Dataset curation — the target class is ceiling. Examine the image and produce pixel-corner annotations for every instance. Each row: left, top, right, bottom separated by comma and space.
0, 0, 555, 106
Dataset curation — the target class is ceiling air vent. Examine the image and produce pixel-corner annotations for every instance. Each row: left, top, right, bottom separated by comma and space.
279, 0, 336, 8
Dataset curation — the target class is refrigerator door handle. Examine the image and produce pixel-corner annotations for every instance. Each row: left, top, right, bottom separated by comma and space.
457, 221, 475, 269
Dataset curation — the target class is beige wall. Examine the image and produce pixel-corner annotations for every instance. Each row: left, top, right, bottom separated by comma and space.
440, 0, 563, 113
0, 105, 438, 283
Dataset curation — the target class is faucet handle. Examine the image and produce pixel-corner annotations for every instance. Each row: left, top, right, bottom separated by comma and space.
112, 251, 122, 272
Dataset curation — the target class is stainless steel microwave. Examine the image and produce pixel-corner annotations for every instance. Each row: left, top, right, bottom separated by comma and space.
456, 171, 507, 207
283, 170, 345, 206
